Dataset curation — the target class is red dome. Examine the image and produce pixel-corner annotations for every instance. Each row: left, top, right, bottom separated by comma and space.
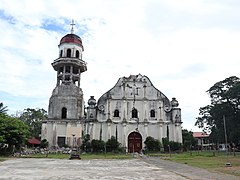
59, 34, 83, 46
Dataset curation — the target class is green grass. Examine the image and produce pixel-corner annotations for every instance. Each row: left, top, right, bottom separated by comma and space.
148, 151, 240, 176
0, 156, 8, 162
20, 153, 133, 160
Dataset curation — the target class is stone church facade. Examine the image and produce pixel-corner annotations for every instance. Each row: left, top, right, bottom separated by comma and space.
41, 31, 182, 152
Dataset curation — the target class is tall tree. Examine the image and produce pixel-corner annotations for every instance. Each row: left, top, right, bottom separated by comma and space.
19, 108, 47, 138
195, 76, 240, 145
0, 102, 8, 114
0, 114, 29, 153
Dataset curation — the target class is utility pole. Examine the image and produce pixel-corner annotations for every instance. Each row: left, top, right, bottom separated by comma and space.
223, 115, 231, 167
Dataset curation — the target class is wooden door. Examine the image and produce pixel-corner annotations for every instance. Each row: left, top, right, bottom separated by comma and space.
128, 132, 142, 153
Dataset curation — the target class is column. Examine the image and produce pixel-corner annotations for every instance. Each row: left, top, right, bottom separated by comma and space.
70, 66, 73, 84
78, 69, 81, 87
144, 123, 148, 138
57, 70, 60, 86
159, 123, 163, 142
107, 123, 111, 139
52, 123, 57, 147
123, 123, 127, 152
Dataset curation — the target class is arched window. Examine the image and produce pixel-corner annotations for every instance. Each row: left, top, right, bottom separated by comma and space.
67, 49, 71, 57
114, 109, 119, 117
76, 50, 79, 58
150, 110, 155, 117
60, 50, 63, 57
62, 107, 67, 119
132, 108, 138, 118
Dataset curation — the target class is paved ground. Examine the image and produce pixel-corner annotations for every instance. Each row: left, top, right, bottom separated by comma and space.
0, 158, 186, 180
0, 157, 239, 180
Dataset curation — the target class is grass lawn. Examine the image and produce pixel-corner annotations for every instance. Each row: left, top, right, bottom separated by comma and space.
20, 153, 133, 160
149, 151, 240, 177
0, 157, 8, 162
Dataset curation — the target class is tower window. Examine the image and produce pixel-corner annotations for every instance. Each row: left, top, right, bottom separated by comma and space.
73, 67, 78, 74
59, 67, 63, 74
114, 109, 119, 117
66, 66, 70, 73
150, 110, 155, 117
76, 50, 79, 58
60, 50, 63, 57
65, 75, 70, 81
132, 108, 138, 118
62, 107, 67, 119
67, 49, 71, 57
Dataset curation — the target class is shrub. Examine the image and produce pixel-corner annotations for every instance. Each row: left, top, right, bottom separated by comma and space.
162, 137, 182, 152
40, 139, 49, 148
91, 139, 105, 153
144, 136, 161, 152
106, 136, 120, 152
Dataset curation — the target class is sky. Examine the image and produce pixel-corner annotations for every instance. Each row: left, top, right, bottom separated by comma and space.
1, 0, 240, 131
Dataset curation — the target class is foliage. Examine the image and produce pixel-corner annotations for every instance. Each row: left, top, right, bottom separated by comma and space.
0, 114, 29, 154
19, 108, 47, 138
0, 102, 8, 115
40, 139, 49, 148
182, 129, 196, 151
91, 139, 105, 153
195, 76, 240, 145
80, 134, 91, 152
81, 135, 121, 153
162, 138, 182, 152
106, 136, 121, 152
144, 136, 161, 152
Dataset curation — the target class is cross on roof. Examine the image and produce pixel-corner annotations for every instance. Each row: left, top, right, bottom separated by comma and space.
70, 19, 75, 34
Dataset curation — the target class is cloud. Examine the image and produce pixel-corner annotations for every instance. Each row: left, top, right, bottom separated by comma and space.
1, 0, 240, 131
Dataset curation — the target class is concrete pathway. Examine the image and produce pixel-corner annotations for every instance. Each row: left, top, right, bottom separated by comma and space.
0, 157, 239, 180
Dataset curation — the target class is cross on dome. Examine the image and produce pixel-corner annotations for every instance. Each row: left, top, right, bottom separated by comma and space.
70, 19, 75, 34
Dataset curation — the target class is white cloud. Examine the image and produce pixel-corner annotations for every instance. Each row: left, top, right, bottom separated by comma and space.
1, 0, 240, 131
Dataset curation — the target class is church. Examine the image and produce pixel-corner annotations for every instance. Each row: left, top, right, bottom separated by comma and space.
41, 27, 182, 153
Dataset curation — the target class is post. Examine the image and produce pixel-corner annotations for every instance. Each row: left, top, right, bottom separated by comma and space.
223, 115, 231, 166
72, 134, 75, 149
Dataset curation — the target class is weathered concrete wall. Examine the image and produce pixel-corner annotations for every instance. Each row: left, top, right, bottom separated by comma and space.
48, 84, 84, 119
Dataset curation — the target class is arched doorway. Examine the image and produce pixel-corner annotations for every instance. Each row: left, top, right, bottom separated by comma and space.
128, 132, 142, 153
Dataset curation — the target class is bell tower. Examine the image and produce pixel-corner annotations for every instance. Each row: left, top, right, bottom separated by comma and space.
48, 23, 87, 120
42, 21, 87, 147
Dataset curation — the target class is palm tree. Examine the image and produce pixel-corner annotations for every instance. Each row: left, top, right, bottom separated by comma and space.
0, 102, 8, 114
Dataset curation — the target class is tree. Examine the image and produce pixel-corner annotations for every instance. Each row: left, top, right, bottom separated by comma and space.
144, 136, 161, 152
195, 76, 240, 145
19, 108, 47, 138
0, 114, 29, 154
0, 102, 8, 114
80, 134, 91, 152
182, 129, 196, 151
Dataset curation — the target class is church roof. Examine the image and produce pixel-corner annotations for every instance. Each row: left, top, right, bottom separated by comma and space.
59, 33, 83, 47
193, 132, 209, 138
27, 137, 41, 145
